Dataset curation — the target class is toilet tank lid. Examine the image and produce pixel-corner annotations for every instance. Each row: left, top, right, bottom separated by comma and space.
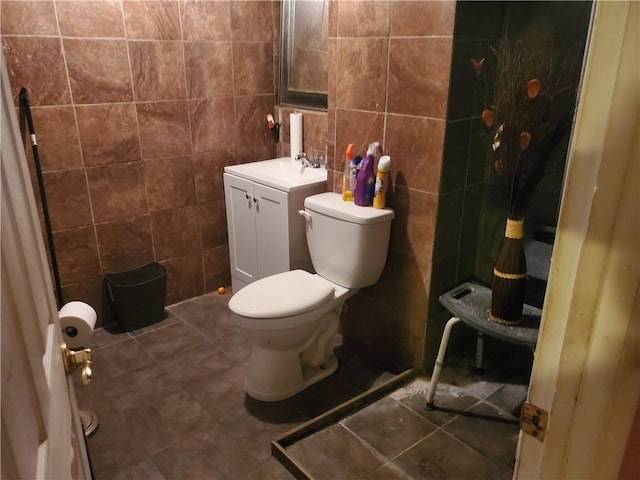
229, 270, 335, 318
304, 192, 395, 224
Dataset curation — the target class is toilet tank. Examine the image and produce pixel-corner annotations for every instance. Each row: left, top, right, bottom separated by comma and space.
303, 192, 395, 289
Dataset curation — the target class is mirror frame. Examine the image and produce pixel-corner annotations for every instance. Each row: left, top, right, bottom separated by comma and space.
279, 0, 328, 111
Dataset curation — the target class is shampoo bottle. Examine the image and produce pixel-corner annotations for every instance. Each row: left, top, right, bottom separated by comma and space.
373, 155, 391, 209
341, 144, 355, 201
354, 142, 378, 206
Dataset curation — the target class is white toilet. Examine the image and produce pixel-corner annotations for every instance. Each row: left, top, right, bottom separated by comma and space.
228, 192, 394, 401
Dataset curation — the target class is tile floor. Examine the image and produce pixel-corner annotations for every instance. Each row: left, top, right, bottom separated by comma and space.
75, 291, 529, 480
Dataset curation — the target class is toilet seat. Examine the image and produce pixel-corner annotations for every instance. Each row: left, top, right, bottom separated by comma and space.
229, 270, 335, 319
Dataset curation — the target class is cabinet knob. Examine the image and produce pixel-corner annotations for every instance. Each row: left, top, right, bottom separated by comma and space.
245, 194, 250, 200
253, 197, 257, 203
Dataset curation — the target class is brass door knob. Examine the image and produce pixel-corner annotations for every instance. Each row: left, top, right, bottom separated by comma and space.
61, 343, 92, 385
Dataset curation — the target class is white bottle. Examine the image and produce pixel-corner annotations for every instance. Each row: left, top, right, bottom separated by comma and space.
373, 155, 391, 209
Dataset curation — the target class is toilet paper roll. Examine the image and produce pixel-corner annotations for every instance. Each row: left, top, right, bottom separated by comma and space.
59, 301, 97, 349
290, 112, 303, 161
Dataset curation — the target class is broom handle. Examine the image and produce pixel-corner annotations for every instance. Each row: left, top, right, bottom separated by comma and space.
19, 88, 64, 309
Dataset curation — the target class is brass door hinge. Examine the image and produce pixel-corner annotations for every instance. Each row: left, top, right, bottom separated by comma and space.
520, 402, 548, 441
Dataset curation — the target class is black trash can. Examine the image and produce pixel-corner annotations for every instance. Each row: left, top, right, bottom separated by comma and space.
104, 262, 168, 331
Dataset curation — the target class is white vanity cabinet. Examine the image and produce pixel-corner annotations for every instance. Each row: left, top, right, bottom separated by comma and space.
223, 159, 327, 293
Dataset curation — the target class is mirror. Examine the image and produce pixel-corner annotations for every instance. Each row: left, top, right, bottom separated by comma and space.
280, 0, 328, 110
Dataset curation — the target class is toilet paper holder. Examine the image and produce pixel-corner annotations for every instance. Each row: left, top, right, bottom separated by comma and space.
61, 343, 92, 385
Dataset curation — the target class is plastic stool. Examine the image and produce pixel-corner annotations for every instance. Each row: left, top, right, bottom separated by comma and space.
425, 281, 541, 410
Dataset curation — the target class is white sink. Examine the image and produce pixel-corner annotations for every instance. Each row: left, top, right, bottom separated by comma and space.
224, 157, 327, 192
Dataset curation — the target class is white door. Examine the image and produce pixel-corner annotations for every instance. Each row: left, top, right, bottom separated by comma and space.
1, 53, 91, 479
515, 2, 639, 478
254, 182, 290, 278
223, 174, 291, 288
224, 173, 259, 286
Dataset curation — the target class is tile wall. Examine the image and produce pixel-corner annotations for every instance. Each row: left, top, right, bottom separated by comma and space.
425, 1, 507, 368
2, 0, 477, 373
325, 0, 457, 369
1, 0, 282, 324
425, 1, 592, 368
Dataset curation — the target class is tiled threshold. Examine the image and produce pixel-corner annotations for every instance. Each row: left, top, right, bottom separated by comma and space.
273, 363, 524, 480
273, 367, 421, 479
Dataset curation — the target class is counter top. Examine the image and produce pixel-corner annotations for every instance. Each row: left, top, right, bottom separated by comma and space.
224, 157, 327, 192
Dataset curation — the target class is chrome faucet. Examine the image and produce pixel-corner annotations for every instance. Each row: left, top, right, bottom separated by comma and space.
295, 152, 311, 168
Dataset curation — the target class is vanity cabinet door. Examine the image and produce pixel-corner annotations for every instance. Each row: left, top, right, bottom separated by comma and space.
224, 173, 259, 286
224, 173, 291, 290
253, 182, 290, 279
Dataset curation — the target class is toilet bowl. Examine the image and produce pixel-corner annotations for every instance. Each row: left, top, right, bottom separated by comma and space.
229, 269, 354, 401
228, 192, 394, 401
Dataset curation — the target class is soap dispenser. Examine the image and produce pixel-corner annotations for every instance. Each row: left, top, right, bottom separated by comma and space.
354, 142, 378, 206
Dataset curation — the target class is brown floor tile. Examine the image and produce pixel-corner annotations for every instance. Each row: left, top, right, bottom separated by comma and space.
343, 396, 437, 459
89, 326, 130, 350
74, 378, 115, 417
219, 403, 306, 463
363, 462, 412, 480
485, 381, 528, 416
436, 363, 506, 400
90, 337, 155, 382
99, 360, 184, 413
331, 351, 400, 392
442, 401, 520, 468
289, 374, 362, 418
127, 310, 181, 337
105, 460, 167, 480
150, 422, 263, 480
134, 322, 207, 360
122, 390, 217, 456
86, 409, 148, 479
209, 329, 252, 365
393, 430, 508, 480
182, 303, 236, 340
246, 457, 296, 480
287, 423, 385, 480
167, 292, 227, 319
395, 377, 481, 427
241, 395, 309, 425
183, 364, 249, 419
159, 343, 235, 385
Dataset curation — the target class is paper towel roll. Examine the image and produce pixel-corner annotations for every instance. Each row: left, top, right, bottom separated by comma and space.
59, 301, 97, 349
290, 112, 303, 161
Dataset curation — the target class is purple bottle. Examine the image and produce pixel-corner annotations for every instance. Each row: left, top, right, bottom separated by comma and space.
354, 142, 378, 206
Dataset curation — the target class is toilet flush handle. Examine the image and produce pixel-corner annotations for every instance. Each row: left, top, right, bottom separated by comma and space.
298, 210, 312, 222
